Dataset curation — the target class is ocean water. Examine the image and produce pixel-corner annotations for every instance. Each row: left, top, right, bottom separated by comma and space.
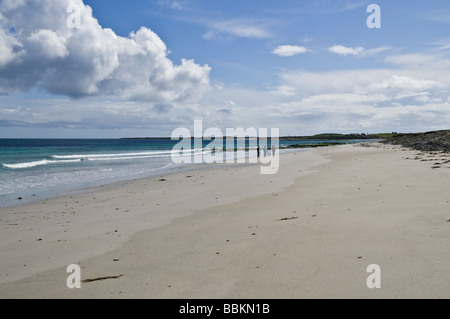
0, 138, 268, 207
0, 138, 203, 207
0, 138, 370, 208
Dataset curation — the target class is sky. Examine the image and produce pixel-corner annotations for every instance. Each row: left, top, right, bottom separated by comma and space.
1, 0, 450, 138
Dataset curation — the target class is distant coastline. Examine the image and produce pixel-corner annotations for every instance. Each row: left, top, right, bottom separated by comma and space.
121, 132, 399, 141
121, 130, 450, 151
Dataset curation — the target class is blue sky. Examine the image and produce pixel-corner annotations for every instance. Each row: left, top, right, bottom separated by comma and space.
83, 0, 443, 87
1, 0, 450, 137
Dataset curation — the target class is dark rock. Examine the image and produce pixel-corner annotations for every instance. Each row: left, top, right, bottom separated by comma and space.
382, 130, 450, 153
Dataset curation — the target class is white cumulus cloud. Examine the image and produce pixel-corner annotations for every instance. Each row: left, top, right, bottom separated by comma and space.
0, 0, 211, 102
329, 45, 365, 56
272, 45, 309, 57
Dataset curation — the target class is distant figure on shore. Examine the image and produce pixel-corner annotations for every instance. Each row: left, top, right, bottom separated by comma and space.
263, 146, 267, 157
257, 146, 260, 158
272, 145, 276, 156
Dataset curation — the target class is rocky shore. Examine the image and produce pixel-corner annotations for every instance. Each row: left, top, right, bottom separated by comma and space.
383, 130, 450, 153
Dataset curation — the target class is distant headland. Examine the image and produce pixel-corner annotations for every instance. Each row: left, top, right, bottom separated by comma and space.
121, 132, 400, 141
121, 130, 450, 152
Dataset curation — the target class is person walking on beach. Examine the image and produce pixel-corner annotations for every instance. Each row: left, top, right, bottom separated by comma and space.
263, 145, 267, 157
257, 146, 260, 158
272, 144, 276, 156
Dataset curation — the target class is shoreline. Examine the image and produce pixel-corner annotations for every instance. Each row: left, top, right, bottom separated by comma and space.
1, 143, 449, 298
0, 148, 327, 286
0, 160, 244, 210
0, 148, 302, 210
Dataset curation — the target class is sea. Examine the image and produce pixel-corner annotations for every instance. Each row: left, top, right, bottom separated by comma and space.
0, 138, 371, 208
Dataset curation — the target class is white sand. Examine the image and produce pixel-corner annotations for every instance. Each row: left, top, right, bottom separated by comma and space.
1, 143, 449, 298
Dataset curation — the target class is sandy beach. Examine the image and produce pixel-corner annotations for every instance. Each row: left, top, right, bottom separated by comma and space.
0, 143, 449, 299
